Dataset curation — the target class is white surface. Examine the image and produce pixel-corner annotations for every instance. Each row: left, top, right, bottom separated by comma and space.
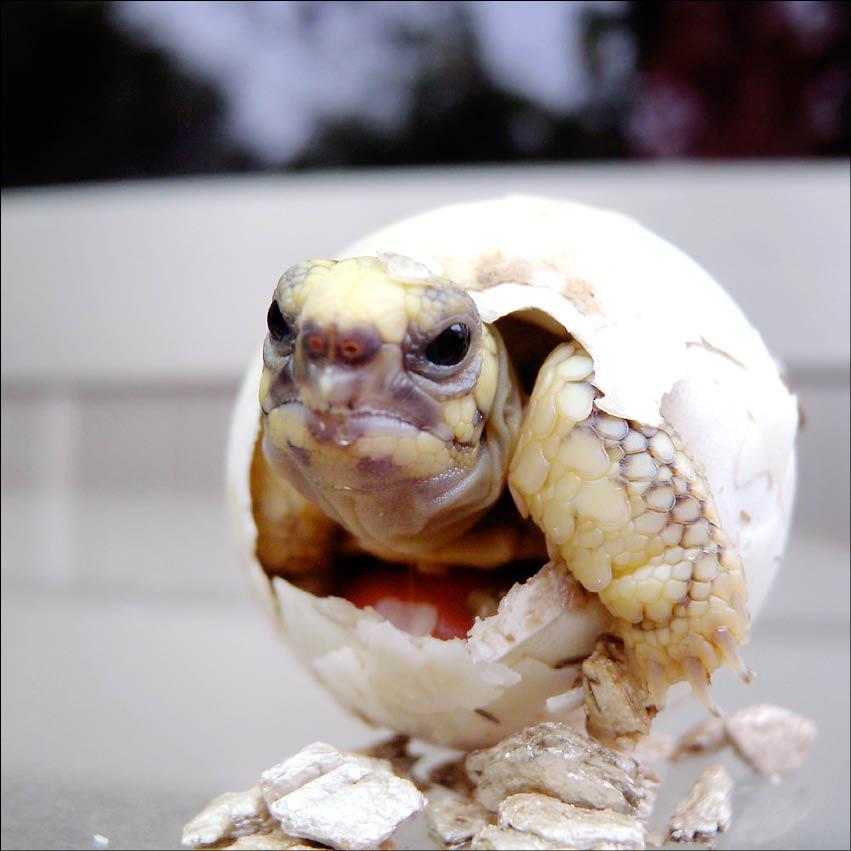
2, 163, 849, 384
2, 167, 849, 849
1, 568, 848, 850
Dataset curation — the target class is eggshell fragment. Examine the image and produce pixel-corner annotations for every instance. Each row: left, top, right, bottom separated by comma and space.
725, 704, 816, 775
582, 635, 656, 749
262, 742, 425, 850
478, 793, 646, 850
270, 573, 597, 750
182, 786, 276, 849
425, 786, 492, 850
667, 765, 734, 843
465, 722, 654, 817
220, 832, 324, 850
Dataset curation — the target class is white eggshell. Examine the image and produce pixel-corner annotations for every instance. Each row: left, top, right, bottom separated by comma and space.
226, 196, 797, 749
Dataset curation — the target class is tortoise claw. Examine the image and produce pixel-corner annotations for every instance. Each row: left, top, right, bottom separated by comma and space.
683, 656, 722, 717
713, 626, 754, 685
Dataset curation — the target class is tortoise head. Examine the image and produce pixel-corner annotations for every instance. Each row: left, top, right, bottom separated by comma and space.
258, 253, 519, 553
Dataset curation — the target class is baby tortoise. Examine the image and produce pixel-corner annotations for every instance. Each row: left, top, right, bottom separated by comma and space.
255, 253, 751, 714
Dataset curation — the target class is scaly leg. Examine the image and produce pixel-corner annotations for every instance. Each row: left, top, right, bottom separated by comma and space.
508, 342, 751, 713
250, 431, 340, 576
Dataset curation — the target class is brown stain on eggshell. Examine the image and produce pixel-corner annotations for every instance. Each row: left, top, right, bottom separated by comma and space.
474, 252, 601, 316
558, 271, 601, 316
474, 252, 535, 289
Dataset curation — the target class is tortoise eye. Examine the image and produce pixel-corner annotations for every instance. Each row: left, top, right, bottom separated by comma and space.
425, 323, 470, 366
267, 301, 292, 345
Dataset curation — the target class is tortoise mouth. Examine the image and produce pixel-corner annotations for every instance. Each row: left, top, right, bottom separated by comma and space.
303, 406, 437, 446
274, 400, 447, 445
284, 556, 545, 641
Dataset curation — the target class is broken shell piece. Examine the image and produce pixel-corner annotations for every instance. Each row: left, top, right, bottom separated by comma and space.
261, 742, 354, 801
426, 786, 493, 850
726, 704, 816, 775
629, 771, 660, 828
261, 741, 396, 802
477, 793, 646, 850
667, 765, 733, 843
182, 786, 277, 848
466, 563, 602, 668
670, 703, 816, 774
671, 716, 728, 762
221, 830, 326, 850
472, 825, 563, 850
582, 636, 657, 750
263, 744, 425, 850
465, 722, 652, 815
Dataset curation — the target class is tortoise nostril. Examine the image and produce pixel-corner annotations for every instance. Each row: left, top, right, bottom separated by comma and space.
307, 334, 326, 355
301, 324, 380, 365
340, 339, 364, 361
337, 329, 381, 365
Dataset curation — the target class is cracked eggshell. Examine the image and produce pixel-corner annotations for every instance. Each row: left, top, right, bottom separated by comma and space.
344, 196, 798, 618
226, 196, 797, 750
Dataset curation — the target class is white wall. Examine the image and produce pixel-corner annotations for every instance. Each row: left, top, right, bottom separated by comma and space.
2, 163, 848, 384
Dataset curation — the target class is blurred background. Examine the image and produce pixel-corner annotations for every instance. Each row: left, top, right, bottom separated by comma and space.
2, 2, 849, 850
2, 0, 849, 187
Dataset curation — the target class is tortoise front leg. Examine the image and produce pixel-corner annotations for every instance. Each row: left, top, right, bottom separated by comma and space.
508, 342, 751, 712
250, 432, 340, 577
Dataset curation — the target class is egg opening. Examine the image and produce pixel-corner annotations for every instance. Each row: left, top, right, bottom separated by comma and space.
249, 314, 579, 644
